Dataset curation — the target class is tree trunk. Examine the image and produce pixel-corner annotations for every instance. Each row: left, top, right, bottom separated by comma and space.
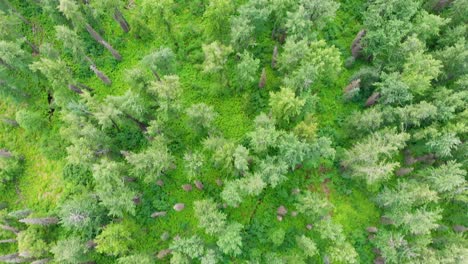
124, 113, 147, 132
90, 64, 112, 85
365, 92, 380, 107
19, 217, 59, 225
113, 8, 130, 33
0, 224, 19, 234
77, 83, 94, 92
0, 149, 12, 158
2, 118, 18, 127
151, 69, 161, 81
31, 259, 51, 264
85, 24, 122, 61
258, 68, 266, 89
0, 239, 17, 244
271, 45, 278, 69
0, 253, 29, 263
68, 84, 83, 94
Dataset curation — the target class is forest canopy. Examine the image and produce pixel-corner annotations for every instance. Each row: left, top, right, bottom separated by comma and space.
0, 0, 467, 263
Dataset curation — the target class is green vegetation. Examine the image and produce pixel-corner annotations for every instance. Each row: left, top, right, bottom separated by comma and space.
0, 0, 466, 263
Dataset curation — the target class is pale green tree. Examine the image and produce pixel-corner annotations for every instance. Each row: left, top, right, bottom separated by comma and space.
193, 199, 227, 235
203, 0, 235, 40
341, 128, 410, 186
217, 222, 243, 256
125, 140, 174, 183
170, 236, 205, 259
375, 72, 413, 106
269, 87, 305, 124
141, 47, 176, 80
95, 223, 135, 257
51, 236, 89, 264
183, 151, 205, 181
187, 103, 218, 135
236, 51, 260, 90
296, 235, 318, 258
92, 160, 136, 217
202, 41, 232, 82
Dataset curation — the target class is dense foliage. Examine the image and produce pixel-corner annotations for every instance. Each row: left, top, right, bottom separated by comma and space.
0, 0, 466, 263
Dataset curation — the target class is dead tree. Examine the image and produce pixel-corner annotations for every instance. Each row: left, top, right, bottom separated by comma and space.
0, 224, 19, 234
365, 92, 380, 107
258, 68, 266, 89
0, 149, 12, 158
19, 217, 59, 225
343, 79, 361, 95
2, 118, 18, 127
351, 30, 366, 59
0, 239, 17, 244
271, 45, 278, 68
0, 253, 29, 263
31, 259, 51, 264
85, 24, 122, 61
113, 8, 130, 33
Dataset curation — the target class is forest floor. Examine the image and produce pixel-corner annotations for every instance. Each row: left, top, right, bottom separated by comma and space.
0, 0, 382, 262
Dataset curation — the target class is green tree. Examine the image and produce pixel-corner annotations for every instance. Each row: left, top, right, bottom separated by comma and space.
55, 25, 85, 61
17, 226, 49, 258
170, 235, 205, 259
400, 207, 442, 235
200, 249, 219, 264
285, 0, 339, 41
141, 0, 174, 36
269, 87, 305, 124
295, 192, 332, 220
247, 113, 281, 154
376, 181, 438, 210
220, 180, 243, 207
277, 132, 310, 169
202, 41, 232, 82
193, 199, 227, 235
375, 72, 413, 106
217, 222, 243, 256
283, 63, 317, 94
15, 109, 46, 133
203, 0, 235, 40
203, 136, 236, 173
125, 139, 174, 183
95, 223, 135, 257
296, 235, 318, 258
92, 160, 136, 217
183, 151, 205, 181
186, 103, 218, 135
269, 228, 286, 247
117, 254, 154, 264
0, 40, 31, 72
426, 132, 461, 158
57, 0, 85, 28
257, 156, 288, 187
401, 50, 442, 96
278, 39, 309, 73
425, 161, 466, 196
327, 241, 358, 264
90, 0, 130, 33
148, 75, 182, 120
347, 108, 383, 134
411, 11, 449, 42
233, 145, 250, 174
341, 128, 410, 186
362, 0, 421, 63
58, 194, 104, 236
141, 47, 176, 81
51, 236, 89, 264
0, 152, 24, 190
236, 51, 260, 90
